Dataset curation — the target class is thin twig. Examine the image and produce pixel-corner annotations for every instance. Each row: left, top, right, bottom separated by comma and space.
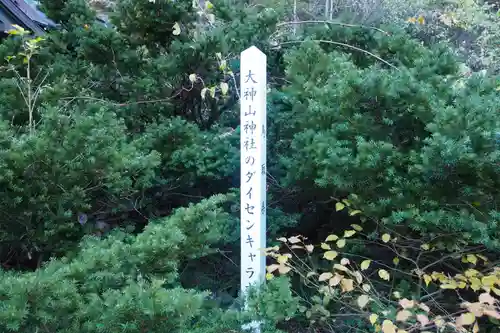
275, 39, 399, 70
276, 20, 390, 35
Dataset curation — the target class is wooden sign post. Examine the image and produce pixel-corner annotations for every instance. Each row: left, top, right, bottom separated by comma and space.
240, 45, 267, 332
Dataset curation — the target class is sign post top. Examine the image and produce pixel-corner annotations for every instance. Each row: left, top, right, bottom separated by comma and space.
241, 46, 266, 59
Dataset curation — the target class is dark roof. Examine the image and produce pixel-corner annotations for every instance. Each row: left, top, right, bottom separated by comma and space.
0, 0, 57, 36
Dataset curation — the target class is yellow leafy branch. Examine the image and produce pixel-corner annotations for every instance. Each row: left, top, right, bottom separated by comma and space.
267, 199, 499, 332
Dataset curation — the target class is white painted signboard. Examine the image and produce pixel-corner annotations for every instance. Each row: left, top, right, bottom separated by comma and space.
240, 46, 267, 331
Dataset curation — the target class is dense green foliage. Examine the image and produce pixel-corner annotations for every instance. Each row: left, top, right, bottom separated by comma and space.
0, 0, 498, 332
277, 32, 500, 247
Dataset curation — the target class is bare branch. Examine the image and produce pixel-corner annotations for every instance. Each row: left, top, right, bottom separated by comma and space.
274, 39, 399, 70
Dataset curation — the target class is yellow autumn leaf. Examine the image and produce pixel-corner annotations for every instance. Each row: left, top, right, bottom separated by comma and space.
340, 258, 350, 266
266, 264, 280, 273
476, 254, 488, 262
220, 82, 229, 95
432, 272, 446, 281
205, 0, 214, 9
336, 202, 345, 211
483, 309, 500, 320
470, 277, 481, 291
334, 264, 349, 272
407, 17, 417, 23
277, 255, 289, 264
278, 265, 291, 274
369, 313, 379, 325
344, 230, 356, 238
434, 316, 445, 328
467, 303, 483, 317
467, 254, 478, 265
479, 292, 496, 305
266, 245, 280, 252
321, 243, 331, 250
423, 274, 432, 286
481, 275, 496, 287
188, 73, 197, 82
473, 322, 479, 333
421, 243, 430, 250
357, 294, 370, 308
381, 233, 391, 243
393, 257, 400, 266
318, 272, 333, 282
265, 273, 274, 280
396, 310, 412, 322
440, 281, 458, 290
399, 298, 415, 309
218, 59, 227, 71
416, 314, 429, 326
172, 22, 181, 35
325, 234, 339, 242
419, 303, 430, 313
341, 278, 354, 292
382, 319, 396, 333
465, 269, 479, 278
417, 16, 425, 24
351, 224, 363, 231
362, 283, 371, 292
329, 274, 342, 286
201, 87, 207, 99
397, 330, 408, 333
207, 13, 216, 22
305, 244, 314, 252
288, 236, 301, 244
323, 251, 338, 260
378, 269, 390, 281
353, 271, 363, 284
349, 209, 362, 216
457, 312, 475, 326
306, 271, 316, 278
360, 260, 371, 270
336, 239, 346, 248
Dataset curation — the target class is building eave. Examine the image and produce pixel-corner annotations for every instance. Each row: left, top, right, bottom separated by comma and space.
0, 0, 50, 36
